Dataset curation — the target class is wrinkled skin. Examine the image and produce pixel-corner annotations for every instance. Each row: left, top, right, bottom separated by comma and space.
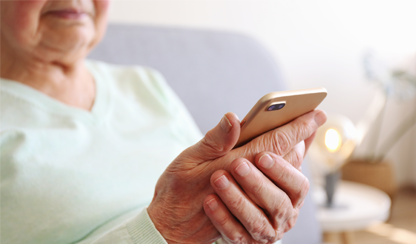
0, 0, 110, 110
148, 110, 327, 243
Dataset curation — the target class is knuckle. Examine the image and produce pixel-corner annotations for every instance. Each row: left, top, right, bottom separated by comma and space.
248, 218, 276, 243
277, 162, 293, 183
290, 119, 313, 144
294, 176, 310, 203
228, 194, 246, 211
275, 230, 284, 241
284, 215, 298, 232
200, 131, 224, 152
287, 217, 295, 230
299, 118, 316, 138
226, 235, 248, 244
269, 234, 280, 243
217, 214, 230, 228
266, 117, 317, 157
293, 149, 304, 168
246, 136, 267, 156
300, 177, 310, 197
275, 197, 292, 222
272, 131, 291, 155
276, 207, 288, 221
297, 117, 313, 130
249, 177, 266, 196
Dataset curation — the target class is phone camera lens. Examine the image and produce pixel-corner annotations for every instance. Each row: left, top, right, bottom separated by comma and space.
267, 103, 285, 111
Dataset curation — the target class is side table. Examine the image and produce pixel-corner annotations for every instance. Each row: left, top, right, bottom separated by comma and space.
313, 180, 391, 244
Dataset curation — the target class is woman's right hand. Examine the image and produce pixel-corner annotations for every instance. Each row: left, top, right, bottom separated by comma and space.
147, 110, 326, 244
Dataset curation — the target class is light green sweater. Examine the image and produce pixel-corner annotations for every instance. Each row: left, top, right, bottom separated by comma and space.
0, 60, 203, 244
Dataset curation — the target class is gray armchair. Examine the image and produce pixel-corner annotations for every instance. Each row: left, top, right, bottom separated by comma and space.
89, 24, 322, 244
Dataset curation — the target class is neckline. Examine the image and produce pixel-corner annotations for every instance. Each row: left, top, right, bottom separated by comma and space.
0, 60, 110, 125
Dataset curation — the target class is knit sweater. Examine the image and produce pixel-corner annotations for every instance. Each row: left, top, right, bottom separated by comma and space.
0, 60, 203, 244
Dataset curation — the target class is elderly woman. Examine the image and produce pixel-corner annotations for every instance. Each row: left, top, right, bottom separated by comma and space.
0, 1, 327, 244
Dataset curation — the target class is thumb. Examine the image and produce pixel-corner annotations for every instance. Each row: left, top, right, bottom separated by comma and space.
187, 112, 240, 161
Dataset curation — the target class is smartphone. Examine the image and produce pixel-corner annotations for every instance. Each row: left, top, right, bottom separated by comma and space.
234, 87, 327, 148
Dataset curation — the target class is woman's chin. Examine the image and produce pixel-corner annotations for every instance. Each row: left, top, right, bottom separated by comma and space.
36, 30, 94, 64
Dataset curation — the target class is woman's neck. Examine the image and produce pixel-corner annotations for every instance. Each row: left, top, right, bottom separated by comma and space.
1, 49, 96, 111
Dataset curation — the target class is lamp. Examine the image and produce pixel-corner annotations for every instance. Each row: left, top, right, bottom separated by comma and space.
309, 115, 358, 207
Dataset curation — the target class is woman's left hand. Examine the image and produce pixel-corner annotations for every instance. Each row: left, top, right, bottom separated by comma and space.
147, 110, 325, 244
204, 150, 309, 243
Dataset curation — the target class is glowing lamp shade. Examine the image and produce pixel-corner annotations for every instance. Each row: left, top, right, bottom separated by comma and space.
325, 129, 342, 152
309, 115, 357, 174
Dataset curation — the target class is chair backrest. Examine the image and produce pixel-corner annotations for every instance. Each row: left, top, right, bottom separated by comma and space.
89, 24, 285, 134
89, 23, 322, 244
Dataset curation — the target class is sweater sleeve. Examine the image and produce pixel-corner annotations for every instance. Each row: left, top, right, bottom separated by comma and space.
82, 209, 226, 244
80, 209, 167, 244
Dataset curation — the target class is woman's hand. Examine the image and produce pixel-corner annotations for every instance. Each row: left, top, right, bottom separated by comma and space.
204, 152, 309, 243
147, 110, 326, 244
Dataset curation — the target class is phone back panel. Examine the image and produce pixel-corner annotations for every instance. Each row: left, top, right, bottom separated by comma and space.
236, 88, 327, 147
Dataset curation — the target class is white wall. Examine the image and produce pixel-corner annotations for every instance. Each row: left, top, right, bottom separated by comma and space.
108, 0, 416, 186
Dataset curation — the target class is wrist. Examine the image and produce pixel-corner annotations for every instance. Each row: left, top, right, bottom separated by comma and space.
147, 203, 177, 243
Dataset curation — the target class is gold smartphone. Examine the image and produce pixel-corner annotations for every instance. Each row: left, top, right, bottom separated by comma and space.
235, 87, 327, 148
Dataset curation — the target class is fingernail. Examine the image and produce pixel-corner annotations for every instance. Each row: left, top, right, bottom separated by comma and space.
314, 111, 326, 126
220, 115, 232, 133
235, 161, 250, 177
206, 198, 218, 211
258, 154, 274, 169
214, 175, 230, 189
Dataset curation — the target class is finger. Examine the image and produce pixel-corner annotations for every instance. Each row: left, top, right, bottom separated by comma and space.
255, 152, 310, 208
304, 131, 317, 154
186, 112, 240, 161
239, 110, 327, 159
229, 158, 296, 227
282, 141, 305, 170
210, 170, 281, 243
284, 213, 299, 233
203, 194, 253, 244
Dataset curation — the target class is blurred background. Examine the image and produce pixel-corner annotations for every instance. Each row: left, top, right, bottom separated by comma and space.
107, 1, 415, 243
108, 0, 415, 187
